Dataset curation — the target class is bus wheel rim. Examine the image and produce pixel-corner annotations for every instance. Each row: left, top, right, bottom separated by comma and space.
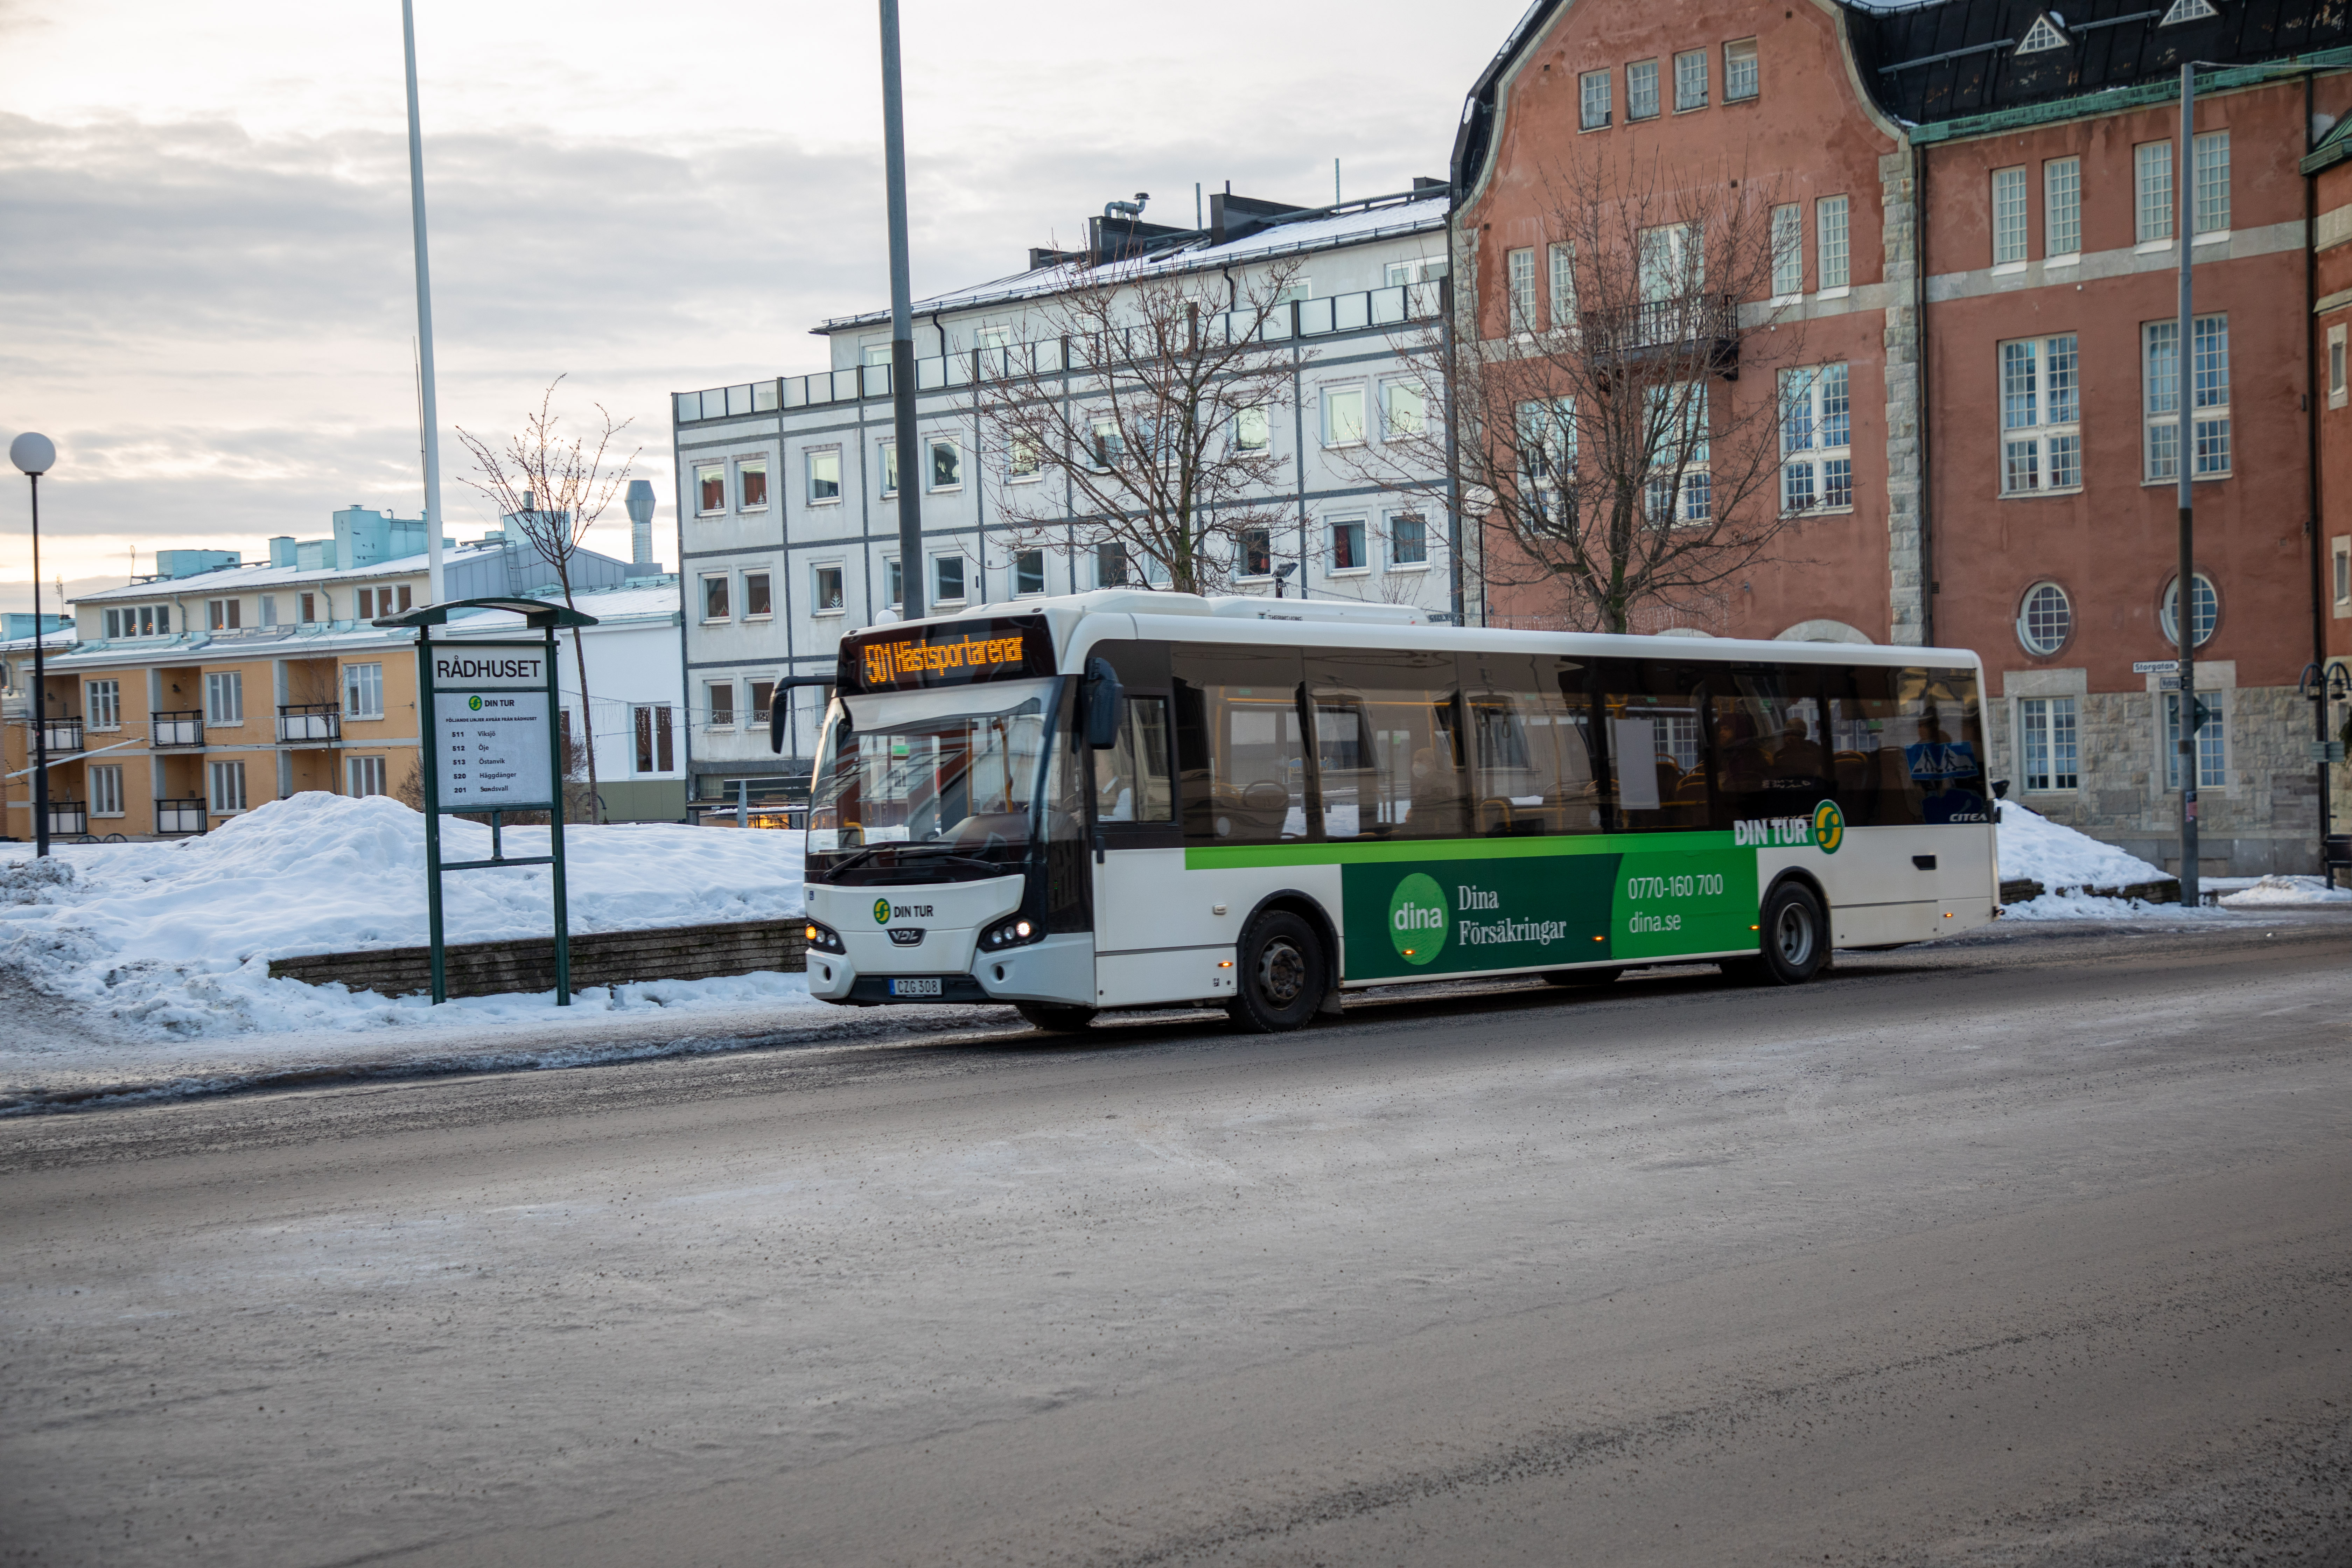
1258, 938, 1306, 1005
1776, 904, 1812, 965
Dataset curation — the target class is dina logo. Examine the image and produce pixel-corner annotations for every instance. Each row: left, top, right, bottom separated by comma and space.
1386, 872, 1448, 965
1812, 799, 1845, 854
468, 695, 483, 712
873, 897, 892, 925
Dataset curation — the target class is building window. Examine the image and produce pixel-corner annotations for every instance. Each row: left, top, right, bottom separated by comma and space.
1090, 418, 1123, 469
299, 593, 317, 624
2145, 315, 2230, 481
208, 760, 247, 815
749, 680, 775, 724
1779, 364, 1852, 512
1241, 528, 1272, 579
1096, 542, 1130, 588
2193, 129, 2229, 234
2017, 582, 2073, 655
204, 671, 243, 726
880, 440, 900, 496
1506, 247, 1536, 333
258, 595, 278, 628
1234, 406, 1270, 452
1673, 48, 1708, 111
107, 603, 170, 637
2044, 157, 2081, 258
342, 662, 384, 720
743, 572, 772, 618
2160, 572, 2219, 648
207, 598, 241, 631
697, 463, 726, 514
1816, 196, 1850, 289
1389, 513, 1428, 567
706, 681, 735, 728
701, 574, 731, 621
85, 679, 120, 730
1014, 549, 1047, 596
2020, 698, 2079, 791
2333, 536, 2350, 610
2329, 324, 2348, 408
1724, 37, 1758, 100
884, 558, 904, 608
807, 449, 841, 503
1999, 335, 2081, 494
929, 439, 961, 491
1009, 434, 1042, 479
634, 705, 676, 773
1329, 518, 1368, 572
1384, 380, 1427, 438
346, 756, 387, 798
1992, 166, 2028, 265
90, 764, 124, 817
1323, 385, 1367, 446
357, 588, 376, 620
2164, 691, 2224, 790
1770, 204, 1802, 296
1579, 68, 1612, 129
933, 555, 966, 604
812, 563, 845, 613
2135, 141, 2172, 244
738, 459, 768, 510
1626, 58, 1660, 120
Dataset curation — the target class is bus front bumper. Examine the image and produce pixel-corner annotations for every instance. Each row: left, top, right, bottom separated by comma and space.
805, 932, 1096, 1009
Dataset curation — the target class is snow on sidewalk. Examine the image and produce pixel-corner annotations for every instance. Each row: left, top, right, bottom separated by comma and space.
2217, 875, 2352, 909
0, 792, 820, 1045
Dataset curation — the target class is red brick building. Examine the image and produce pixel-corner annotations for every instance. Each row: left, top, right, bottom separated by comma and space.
1450, 0, 2352, 876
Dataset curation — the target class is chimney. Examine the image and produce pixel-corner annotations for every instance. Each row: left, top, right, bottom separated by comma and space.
624, 479, 657, 568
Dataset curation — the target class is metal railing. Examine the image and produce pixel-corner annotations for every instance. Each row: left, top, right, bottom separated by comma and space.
673, 280, 1446, 423
152, 711, 203, 748
154, 798, 207, 835
40, 715, 82, 754
277, 704, 341, 743
1578, 294, 1742, 375
46, 800, 87, 837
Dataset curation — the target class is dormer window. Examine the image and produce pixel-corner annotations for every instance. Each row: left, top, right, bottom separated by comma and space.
2159, 0, 2217, 23
2016, 13, 2069, 53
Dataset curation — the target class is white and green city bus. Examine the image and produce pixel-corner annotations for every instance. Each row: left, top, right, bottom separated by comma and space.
785, 589, 1996, 1033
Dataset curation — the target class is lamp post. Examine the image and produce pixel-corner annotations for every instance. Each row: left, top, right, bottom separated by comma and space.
2171, 63, 2201, 910
10, 432, 56, 858
878, 0, 925, 623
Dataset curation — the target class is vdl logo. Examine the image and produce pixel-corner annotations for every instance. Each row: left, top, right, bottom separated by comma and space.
873, 897, 892, 925
467, 695, 483, 712
1812, 799, 1845, 855
1387, 872, 1448, 966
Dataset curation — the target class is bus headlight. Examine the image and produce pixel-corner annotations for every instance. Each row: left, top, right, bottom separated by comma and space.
804, 920, 846, 954
980, 916, 1041, 951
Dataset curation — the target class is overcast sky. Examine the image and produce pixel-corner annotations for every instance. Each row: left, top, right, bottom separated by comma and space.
0, 0, 1522, 610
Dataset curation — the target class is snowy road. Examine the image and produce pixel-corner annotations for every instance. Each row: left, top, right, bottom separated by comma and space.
3, 918, 2349, 1566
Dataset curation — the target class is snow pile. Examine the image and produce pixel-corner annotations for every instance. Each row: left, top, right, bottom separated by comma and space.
1996, 802, 2170, 892
2218, 875, 2352, 909
0, 792, 813, 1038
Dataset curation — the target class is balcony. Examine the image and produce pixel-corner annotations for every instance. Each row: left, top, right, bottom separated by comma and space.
39, 714, 82, 755
278, 704, 342, 744
46, 800, 87, 837
155, 798, 207, 835
152, 711, 203, 748
1578, 294, 1742, 380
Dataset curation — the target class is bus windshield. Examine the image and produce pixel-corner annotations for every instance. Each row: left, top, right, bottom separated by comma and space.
806, 677, 1060, 884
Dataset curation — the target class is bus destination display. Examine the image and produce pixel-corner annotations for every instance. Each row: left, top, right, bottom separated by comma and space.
844, 617, 1054, 693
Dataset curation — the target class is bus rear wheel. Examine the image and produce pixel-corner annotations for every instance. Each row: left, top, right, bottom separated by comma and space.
1733, 882, 1829, 986
1226, 910, 1326, 1034
1014, 1001, 1097, 1032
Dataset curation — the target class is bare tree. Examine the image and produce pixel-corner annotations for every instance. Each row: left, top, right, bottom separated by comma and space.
455, 378, 638, 824
1362, 150, 1811, 634
971, 256, 1307, 596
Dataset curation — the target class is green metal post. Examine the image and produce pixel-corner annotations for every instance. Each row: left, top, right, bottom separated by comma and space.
546, 623, 572, 1005
418, 625, 448, 1004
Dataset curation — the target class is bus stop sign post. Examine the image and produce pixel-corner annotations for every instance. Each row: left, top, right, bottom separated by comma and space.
381, 597, 598, 1006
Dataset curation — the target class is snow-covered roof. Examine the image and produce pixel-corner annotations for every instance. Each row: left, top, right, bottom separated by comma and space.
818, 192, 1450, 333
72, 542, 512, 603
451, 581, 680, 628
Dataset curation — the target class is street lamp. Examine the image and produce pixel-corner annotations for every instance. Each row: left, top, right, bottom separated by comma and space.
10, 431, 56, 859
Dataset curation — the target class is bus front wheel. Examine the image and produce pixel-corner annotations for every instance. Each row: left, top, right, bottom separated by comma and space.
1015, 1001, 1097, 1032
1733, 882, 1829, 986
1227, 910, 1326, 1034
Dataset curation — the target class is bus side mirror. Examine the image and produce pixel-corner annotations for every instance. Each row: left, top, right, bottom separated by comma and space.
770, 702, 788, 755
1991, 778, 2009, 799
1084, 657, 1124, 749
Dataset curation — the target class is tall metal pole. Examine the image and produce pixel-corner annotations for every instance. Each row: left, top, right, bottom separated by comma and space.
879, 0, 925, 622
402, 0, 448, 605
2174, 64, 2199, 908
544, 623, 572, 1006
28, 472, 49, 859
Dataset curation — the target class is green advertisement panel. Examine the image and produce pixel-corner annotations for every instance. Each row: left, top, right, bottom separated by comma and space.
1319, 834, 1760, 982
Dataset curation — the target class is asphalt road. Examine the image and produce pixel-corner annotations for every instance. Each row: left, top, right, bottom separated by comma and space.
4, 917, 2348, 1567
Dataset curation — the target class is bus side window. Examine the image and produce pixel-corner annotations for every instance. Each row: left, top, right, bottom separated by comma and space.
1094, 696, 1175, 824
1461, 652, 1601, 838
1598, 661, 1706, 831
1303, 646, 1464, 841
1170, 645, 1310, 844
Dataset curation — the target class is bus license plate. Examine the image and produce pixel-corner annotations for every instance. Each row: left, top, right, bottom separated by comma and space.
890, 978, 943, 997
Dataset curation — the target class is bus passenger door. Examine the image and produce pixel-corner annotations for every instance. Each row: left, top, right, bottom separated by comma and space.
1090, 690, 1202, 1004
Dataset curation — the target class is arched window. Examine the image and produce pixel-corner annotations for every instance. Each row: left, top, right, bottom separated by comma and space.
2160, 573, 2219, 648
2016, 582, 2072, 656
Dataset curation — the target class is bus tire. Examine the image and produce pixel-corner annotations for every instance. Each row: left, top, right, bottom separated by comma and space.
1741, 881, 1829, 986
1544, 966, 1622, 987
1226, 910, 1326, 1034
1014, 1001, 1097, 1032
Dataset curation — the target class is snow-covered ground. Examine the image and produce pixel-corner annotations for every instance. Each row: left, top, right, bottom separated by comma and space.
2216, 874, 2352, 909
0, 792, 820, 1049
1994, 802, 2235, 921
